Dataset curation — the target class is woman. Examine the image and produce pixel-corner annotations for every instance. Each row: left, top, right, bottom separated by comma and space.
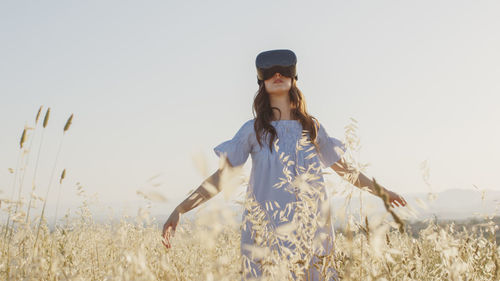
162, 49, 407, 280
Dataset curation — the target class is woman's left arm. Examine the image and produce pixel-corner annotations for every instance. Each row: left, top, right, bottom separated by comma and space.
330, 157, 408, 208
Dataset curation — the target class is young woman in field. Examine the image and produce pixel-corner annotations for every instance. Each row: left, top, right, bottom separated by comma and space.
162, 49, 407, 280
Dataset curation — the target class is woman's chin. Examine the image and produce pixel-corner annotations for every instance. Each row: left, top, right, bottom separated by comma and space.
267, 89, 291, 96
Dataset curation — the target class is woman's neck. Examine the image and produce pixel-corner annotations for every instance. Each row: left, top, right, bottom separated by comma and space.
269, 93, 294, 120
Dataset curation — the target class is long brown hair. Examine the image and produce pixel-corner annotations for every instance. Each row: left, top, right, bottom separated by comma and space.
252, 78, 320, 154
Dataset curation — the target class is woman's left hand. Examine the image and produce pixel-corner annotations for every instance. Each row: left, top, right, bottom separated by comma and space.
385, 189, 407, 208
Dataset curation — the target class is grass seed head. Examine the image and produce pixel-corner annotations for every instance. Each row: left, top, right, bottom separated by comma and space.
60, 169, 66, 184
35, 105, 43, 124
64, 113, 73, 132
43, 107, 51, 128
20, 128, 27, 149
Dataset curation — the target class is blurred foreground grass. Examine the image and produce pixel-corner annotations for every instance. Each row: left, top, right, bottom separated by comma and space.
1, 203, 499, 280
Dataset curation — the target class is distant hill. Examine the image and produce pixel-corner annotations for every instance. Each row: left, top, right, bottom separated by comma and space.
404, 188, 500, 220
327, 188, 500, 225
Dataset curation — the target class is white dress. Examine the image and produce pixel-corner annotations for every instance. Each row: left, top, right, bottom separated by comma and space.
214, 118, 346, 281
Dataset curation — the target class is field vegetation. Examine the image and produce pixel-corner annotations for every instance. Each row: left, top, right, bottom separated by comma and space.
1, 108, 498, 280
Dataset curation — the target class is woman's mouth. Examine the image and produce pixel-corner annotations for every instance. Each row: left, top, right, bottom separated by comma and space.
274, 80, 283, 83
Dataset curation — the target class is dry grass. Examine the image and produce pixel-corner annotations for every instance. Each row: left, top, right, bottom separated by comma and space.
1, 200, 498, 280
1, 110, 498, 280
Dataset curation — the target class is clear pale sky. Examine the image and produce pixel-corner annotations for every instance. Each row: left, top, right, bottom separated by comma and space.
1, 1, 499, 218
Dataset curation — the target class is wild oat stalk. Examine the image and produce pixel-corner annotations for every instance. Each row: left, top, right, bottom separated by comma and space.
2, 107, 45, 278
26, 106, 47, 224
10, 125, 38, 233
52, 169, 66, 228
2, 131, 23, 240
34, 112, 74, 249
3, 106, 42, 242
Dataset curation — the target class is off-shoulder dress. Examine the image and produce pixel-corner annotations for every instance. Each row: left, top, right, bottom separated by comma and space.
214, 118, 346, 281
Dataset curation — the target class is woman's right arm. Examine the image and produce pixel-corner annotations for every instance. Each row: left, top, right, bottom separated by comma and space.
175, 163, 226, 214
162, 158, 234, 248
176, 157, 235, 214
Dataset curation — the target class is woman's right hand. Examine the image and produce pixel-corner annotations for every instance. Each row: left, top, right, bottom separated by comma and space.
162, 207, 182, 249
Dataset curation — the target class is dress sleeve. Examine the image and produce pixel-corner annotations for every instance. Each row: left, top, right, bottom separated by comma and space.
315, 120, 347, 169
213, 120, 253, 167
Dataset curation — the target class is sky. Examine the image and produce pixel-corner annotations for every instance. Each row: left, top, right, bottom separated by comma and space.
1, 1, 499, 221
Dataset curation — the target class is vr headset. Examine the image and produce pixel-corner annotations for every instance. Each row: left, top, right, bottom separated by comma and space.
255, 49, 298, 85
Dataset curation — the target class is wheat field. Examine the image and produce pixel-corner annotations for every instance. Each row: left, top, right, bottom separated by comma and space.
1, 107, 499, 281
